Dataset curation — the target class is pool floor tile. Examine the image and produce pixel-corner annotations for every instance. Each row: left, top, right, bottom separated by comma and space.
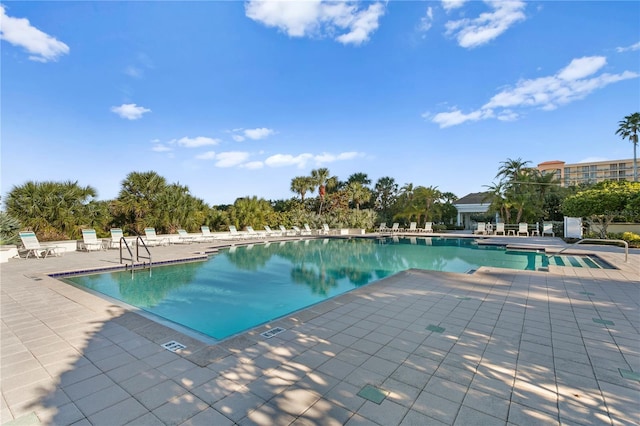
357, 384, 389, 404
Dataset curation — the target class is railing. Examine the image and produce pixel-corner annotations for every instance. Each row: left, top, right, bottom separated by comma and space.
546, 238, 628, 263
119, 236, 153, 273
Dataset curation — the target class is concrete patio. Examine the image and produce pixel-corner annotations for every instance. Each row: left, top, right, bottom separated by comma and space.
1, 234, 639, 425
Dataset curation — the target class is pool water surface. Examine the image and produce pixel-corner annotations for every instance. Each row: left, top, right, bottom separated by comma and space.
63, 237, 554, 340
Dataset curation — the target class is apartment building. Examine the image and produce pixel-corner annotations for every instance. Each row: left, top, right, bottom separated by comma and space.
537, 159, 635, 187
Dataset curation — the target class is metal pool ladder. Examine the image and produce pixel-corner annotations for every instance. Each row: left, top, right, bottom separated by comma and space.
119, 236, 153, 272
545, 238, 628, 263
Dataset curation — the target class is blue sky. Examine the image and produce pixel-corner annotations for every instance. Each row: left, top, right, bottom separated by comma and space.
1, 1, 638, 205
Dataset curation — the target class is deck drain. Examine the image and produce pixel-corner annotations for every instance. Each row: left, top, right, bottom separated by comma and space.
161, 341, 186, 352
261, 327, 286, 338
426, 324, 445, 333
592, 318, 615, 326
579, 291, 595, 296
357, 384, 389, 404
619, 369, 640, 381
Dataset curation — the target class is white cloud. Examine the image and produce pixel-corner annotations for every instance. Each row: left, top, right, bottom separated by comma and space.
111, 103, 151, 120
418, 7, 434, 34
244, 127, 275, 140
441, 0, 467, 12
152, 144, 172, 152
195, 151, 216, 160
245, 0, 385, 46
173, 136, 220, 148
445, 0, 526, 48
265, 153, 314, 168
242, 161, 264, 169
232, 134, 245, 142
215, 151, 250, 168
0, 5, 70, 62
124, 66, 143, 78
429, 55, 638, 128
616, 41, 640, 53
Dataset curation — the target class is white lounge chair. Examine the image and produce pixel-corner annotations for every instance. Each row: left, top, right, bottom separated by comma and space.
264, 225, 282, 237
517, 222, 529, 237
377, 223, 388, 233
200, 225, 217, 241
406, 222, 418, 233
473, 223, 486, 235
177, 229, 196, 244
81, 229, 105, 251
303, 224, 314, 235
390, 223, 400, 232
144, 227, 169, 246
420, 222, 433, 233
279, 225, 298, 236
245, 226, 264, 238
18, 231, 62, 259
542, 222, 555, 237
321, 223, 338, 235
229, 225, 247, 239
494, 223, 505, 235
292, 226, 303, 236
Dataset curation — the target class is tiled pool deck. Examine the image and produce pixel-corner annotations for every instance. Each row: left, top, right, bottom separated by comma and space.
1, 234, 639, 425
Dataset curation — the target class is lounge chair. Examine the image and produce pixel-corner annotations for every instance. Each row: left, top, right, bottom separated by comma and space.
303, 224, 314, 235
419, 222, 433, 233
542, 222, 555, 237
279, 225, 297, 236
494, 223, 505, 235
200, 225, 217, 241
406, 222, 418, 233
291, 226, 303, 236
18, 231, 62, 259
81, 228, 105, 251
228, 225, 247, 239
176, 229, 196, 244
377, 223, 388, 233
473, 223, 486, 235
517, 222, 529, 237
321, 224, 338, 235
144, 227, 169, 246
107, 228, 124, 248
245, 226, 264, 238
264, 225, 282, 237
390, 223, 400, 233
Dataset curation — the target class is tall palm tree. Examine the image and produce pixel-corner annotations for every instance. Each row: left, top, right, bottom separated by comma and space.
290, 176, 314, 201
496, 158, 530, 182
311, 168, 333, 214
615, 112, 640, 181
346, 182, 371, 211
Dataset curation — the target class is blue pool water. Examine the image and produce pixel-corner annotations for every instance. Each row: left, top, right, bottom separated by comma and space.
63, 237, 550, 340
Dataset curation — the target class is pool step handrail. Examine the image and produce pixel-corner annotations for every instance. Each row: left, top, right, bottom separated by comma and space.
118, 236, 153, 271
546, 238, 628, 263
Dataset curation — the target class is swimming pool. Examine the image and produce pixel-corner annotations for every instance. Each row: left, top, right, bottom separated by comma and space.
60, 237, 579, 341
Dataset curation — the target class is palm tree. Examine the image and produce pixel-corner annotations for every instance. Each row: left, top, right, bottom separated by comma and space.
311, 168, 336, 214
615, 112, 640, 181
290, 176, 314, 201
496, 158, 530, 182
345, 182, 371, 211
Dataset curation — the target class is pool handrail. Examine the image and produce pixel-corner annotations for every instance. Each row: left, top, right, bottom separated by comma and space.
546, 238, 628, 263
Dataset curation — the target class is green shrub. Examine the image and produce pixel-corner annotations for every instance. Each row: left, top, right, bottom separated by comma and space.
0, 211, 21, 245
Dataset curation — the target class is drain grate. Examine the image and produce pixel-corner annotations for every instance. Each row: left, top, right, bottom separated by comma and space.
261, 327, 286, 338
161, 341, 186, 352
426, 324, 445, 333
357, 384, 389, 404
592, 318, 615, 326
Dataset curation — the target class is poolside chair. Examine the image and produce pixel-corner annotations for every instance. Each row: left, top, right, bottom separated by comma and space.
494, 223, 505, 236
228, 225, 247, 239
473, 223, 486, 235
264, 225, 282, 237
107, 228, 125, 248
18, 231, 62, 259
279, 225, 298, 236
321, 223, 338, 235
517, 222, 529, 237
81, 228, 104, 251
176, 229, 196, 244
303, 224, 314, 235
245, 226, 264, 239
542, 222, 555, 237
390, 223, 400, 233
199, 225, 217, 242
291, 226, 303, 236
419, 222, 433, 233
144, 227, 169, 246
377, 223, 388, 233
406, 222, 418, 233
